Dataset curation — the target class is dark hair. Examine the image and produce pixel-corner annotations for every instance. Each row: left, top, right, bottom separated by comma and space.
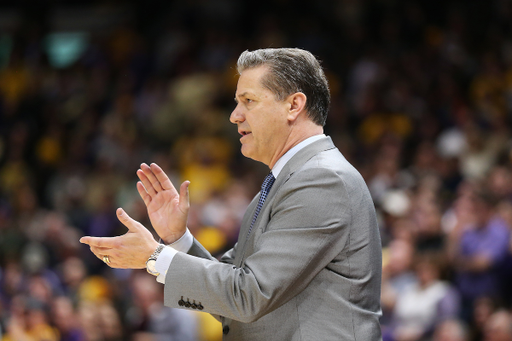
237, 48, 330, 126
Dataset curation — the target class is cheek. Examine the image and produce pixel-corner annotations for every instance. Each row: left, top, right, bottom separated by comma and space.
249, 106, 287, 140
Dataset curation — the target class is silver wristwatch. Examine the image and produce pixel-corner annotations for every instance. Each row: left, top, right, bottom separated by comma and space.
146, 244, 165, 276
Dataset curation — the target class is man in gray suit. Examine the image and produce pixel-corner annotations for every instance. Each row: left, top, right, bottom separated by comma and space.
81, 48, 383, 340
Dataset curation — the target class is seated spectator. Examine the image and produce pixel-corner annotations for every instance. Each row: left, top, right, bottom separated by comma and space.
391, 253, 460, 341
78, 300, 123, 341
381, 239, 417, 330
50, 296, 86, 341
2, 296, 59, 341
449, 188, 510, 322
128, 271, 198, 341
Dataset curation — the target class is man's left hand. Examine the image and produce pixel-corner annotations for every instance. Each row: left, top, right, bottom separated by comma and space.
80, 208, 159, 269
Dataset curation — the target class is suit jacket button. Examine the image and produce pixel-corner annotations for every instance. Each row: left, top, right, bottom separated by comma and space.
223, 326, 230, 335
198, 303, 204, 310
185, 300, 191, 308
178, 297, 185, 306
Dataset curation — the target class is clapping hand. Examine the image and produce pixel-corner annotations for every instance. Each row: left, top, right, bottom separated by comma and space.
136, 163, 190, 244
80, 208, 159, 269
80, 163, 190, 268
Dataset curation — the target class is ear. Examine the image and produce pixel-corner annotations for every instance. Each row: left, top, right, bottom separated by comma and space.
286, 92, 307, 122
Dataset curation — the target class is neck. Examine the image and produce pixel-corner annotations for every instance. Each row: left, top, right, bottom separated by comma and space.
267, 124, 323, 169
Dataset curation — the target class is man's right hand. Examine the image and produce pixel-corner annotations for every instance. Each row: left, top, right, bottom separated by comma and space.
136, 163, 190, 244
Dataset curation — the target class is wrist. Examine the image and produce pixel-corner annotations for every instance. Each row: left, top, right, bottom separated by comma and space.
161, 230, 187, 245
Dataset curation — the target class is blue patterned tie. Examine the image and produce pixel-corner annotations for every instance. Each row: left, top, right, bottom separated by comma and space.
247, 172, 276, 237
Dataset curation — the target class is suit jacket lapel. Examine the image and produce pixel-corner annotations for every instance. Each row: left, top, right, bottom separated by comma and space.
234, 136, 337, 265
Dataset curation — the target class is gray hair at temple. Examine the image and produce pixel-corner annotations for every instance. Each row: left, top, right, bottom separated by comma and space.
237, 48, 331, 126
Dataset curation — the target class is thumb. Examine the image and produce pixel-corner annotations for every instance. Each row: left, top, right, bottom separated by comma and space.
179, 181, 190, 211
116, 208, 140, 232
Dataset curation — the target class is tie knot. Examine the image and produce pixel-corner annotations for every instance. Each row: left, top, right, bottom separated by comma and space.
261, 173, 275, 193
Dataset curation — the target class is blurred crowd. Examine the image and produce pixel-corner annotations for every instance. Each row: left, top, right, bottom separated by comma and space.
1, 0, 512, 340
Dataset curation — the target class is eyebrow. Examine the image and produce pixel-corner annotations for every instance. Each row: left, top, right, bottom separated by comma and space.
234, 92, 250, 103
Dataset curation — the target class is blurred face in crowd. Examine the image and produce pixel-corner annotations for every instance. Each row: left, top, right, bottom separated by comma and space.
386, 239, 413, 276
484, 311, 512, 341
433, 319, 466, 341
471, 196, 494, 229
230, 66, 295, 168
416, 261, 439, 287
52, 297, 75, 332
474, 297, 496, 329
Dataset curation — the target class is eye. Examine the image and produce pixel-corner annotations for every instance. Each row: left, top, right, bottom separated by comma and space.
246, 98, 253, 104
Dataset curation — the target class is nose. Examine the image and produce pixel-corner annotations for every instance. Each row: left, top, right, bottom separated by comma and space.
230, 104, 245, 124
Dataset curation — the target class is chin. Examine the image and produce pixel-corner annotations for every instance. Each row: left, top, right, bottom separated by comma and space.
241, 148, 253, 160
241, 146, 261, 163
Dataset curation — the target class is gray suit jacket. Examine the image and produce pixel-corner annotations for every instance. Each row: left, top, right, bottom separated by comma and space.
163, 136, 382, 340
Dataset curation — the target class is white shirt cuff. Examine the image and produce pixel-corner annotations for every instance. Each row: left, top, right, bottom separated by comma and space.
155, 246, 177, 284
154, 229, 194, 284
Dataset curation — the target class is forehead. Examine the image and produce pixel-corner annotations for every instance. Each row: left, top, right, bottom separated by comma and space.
236, 66, 271, 96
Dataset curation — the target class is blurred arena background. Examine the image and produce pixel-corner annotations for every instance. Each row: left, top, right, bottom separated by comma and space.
1, 0, 512, 340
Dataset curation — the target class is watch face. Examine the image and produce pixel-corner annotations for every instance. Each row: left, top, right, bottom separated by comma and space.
146, 259, 158, 275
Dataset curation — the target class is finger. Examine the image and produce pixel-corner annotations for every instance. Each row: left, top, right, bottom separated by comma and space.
137, 169, 157, 196
80, 236, 117, 248
140, 163, 164, 192
88, 246, 112, 266
116, 208, 142, 233
90, 247, 118, 267
89, 246, 105, 260
179, 181, 190, 212
150, 163, 175, 191
90, 246, 112, 254
136, 181, 152, 206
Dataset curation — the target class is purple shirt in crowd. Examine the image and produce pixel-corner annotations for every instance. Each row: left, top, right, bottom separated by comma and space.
456, 217, 510, 300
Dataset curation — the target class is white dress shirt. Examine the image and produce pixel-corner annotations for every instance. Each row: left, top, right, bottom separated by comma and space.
154, 134, 326, 283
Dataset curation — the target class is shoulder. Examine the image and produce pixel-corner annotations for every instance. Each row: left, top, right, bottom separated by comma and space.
281, 151, 349, 198
273, 147, 371, 213
291, 147, 369, 201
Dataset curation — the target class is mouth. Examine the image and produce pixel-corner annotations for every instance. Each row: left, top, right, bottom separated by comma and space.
239, 130, 252, 137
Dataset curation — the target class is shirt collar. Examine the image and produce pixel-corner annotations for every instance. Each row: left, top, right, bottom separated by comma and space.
271, 134, 325, 179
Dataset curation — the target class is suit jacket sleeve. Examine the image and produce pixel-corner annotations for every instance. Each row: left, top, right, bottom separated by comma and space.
163, 166, 353, 323
185, 238, 238, 322
187, 238, 237, 265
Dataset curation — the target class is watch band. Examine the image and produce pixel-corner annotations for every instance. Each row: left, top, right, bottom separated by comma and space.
146, 244, 165, 275
149, 244, 165, 260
